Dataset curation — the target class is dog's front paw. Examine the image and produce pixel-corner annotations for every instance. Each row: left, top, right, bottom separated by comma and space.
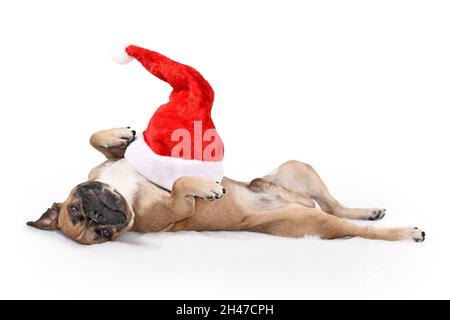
191, 180, 226, 201
174, 177, 226, 201
101, 127, 136, 149
198, 181, 226, 201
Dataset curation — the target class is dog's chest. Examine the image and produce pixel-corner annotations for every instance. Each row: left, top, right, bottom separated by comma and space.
95, 159, 146, 205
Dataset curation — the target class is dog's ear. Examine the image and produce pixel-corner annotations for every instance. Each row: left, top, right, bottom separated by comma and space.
27, 202, 61, 230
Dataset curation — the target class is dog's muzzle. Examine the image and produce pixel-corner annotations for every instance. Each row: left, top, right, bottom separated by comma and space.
76, 181, 128, 227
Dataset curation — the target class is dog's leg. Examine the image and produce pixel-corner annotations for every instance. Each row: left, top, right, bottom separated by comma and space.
263, 160, 385, 220
132, 177, 226, 232
89, 127, 136, 159
245, 208, 425, 242
165, 176, 226, 220
248, 178, 316, 208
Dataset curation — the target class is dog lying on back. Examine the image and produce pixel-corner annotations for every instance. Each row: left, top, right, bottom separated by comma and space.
27, 127, 425, 244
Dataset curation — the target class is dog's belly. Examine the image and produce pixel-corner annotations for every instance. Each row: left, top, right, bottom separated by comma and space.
169, 178, 301, 232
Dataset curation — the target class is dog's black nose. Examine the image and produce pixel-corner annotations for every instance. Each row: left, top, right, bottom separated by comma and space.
88, 208, 127, 226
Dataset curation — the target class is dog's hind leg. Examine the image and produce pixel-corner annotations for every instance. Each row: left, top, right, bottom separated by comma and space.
244, 208, 424, 242
248, 178, 316, 208
263, 160, 386, 220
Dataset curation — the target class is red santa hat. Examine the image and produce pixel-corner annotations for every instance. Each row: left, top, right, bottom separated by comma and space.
112, 44, 224, 190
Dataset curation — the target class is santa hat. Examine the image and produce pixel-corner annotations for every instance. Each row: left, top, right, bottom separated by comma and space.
112, 44, 224, 190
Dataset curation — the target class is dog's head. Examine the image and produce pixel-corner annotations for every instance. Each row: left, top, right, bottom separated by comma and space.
27, 181, 132, 244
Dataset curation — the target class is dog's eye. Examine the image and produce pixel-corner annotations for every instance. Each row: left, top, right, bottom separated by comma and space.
94, 227, 113, 240
102, 228, 113, 238
69, 205, 83, 225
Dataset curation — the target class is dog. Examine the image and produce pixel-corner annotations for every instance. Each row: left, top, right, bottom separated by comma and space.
27, 127, 425, 244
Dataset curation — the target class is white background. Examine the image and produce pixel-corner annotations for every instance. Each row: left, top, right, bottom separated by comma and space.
0, 0, 449, 299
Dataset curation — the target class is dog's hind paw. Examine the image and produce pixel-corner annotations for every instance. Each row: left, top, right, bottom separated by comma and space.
368, 209, 386, 221
410, 227, 426, 242
398, 227, 426, 242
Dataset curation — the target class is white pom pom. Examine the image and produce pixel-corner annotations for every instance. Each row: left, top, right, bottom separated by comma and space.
111, 42, 133, 64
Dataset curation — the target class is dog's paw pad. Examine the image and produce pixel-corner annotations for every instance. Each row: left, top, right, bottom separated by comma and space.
368, 209, 386, 221
412, 228, 425, 242
405, 227, 425, 242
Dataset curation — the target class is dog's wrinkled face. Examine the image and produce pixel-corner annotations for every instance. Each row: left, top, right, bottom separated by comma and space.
27, 181, 132, 244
